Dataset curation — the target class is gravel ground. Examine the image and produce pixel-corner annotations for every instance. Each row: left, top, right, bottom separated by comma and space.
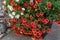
0, 0, 60, 40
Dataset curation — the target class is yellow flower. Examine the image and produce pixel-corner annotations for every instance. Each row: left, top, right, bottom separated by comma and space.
28, 10, 30, 12
35, 9, 37, 11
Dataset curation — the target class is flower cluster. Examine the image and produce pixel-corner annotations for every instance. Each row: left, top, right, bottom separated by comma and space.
3, 0, 60, 40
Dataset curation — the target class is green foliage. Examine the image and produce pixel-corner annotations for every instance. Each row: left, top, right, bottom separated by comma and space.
16, 22, 20, 28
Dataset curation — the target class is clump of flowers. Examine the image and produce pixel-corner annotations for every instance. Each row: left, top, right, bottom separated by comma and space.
3, 0, 60, 40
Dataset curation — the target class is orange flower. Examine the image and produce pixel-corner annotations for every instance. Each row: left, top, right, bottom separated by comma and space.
40, 12, 44, 16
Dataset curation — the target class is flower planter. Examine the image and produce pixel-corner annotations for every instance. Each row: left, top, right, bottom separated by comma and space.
3, 0, 60, 40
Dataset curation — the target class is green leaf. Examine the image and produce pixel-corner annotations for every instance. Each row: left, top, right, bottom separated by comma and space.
16, 23, 20, 28
16, 11, 21, 15
38, 3, 42, 7
6, 0, 10, 5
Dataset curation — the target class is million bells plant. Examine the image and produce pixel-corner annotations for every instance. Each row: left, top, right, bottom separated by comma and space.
3, 0, 60, 40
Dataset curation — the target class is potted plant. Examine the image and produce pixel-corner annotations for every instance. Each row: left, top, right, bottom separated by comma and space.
3, 0, 60, 40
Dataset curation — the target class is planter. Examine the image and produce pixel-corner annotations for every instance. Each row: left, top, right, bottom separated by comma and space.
3, 0, 60, 40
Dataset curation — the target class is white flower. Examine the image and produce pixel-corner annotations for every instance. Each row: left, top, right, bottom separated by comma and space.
21, 12, 24, 15
7, 5, 13, 11
22, 8, 25, 11
15, 14, 20, 19
12, 12, 16, 16
3, 1, 6, 4
9, 14, 14, 18
15, 0, 19, 2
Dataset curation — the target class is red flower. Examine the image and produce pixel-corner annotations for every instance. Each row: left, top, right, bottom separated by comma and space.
43, 18, 49, 24
10, 1, 15, 6
35, 30, 42, 38
4, 10, 8, 13
42, 29, 46, 33
37, 0, 42, 2
30, 22, 36, 28
28, 31, 32, 35
56, 20, 60, 26
41, 18, 45, 22
46, 2, 52, 9
31, 29, 36, 34
36, 12, 40, 17
15, 32, 20, 36
50, 20, 53, 24
25, 23, 29, 27
37, 24, 41, 29
19, 26, 24, 31
46, 29, 51, 33
13, 18, 17, 23
12, 25, 18, 30
22, 22, 29, 27
22, 22, 26, 26
33, 5, 37, 9
34, 20, 38, 23
24, 3, 28, 7
22, 18, 27, 23
24, 31, 29, 35
30, 2, 34, 6
18, 6, 22, 10
13, 6, 17, 11
24, 31, 32, 35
